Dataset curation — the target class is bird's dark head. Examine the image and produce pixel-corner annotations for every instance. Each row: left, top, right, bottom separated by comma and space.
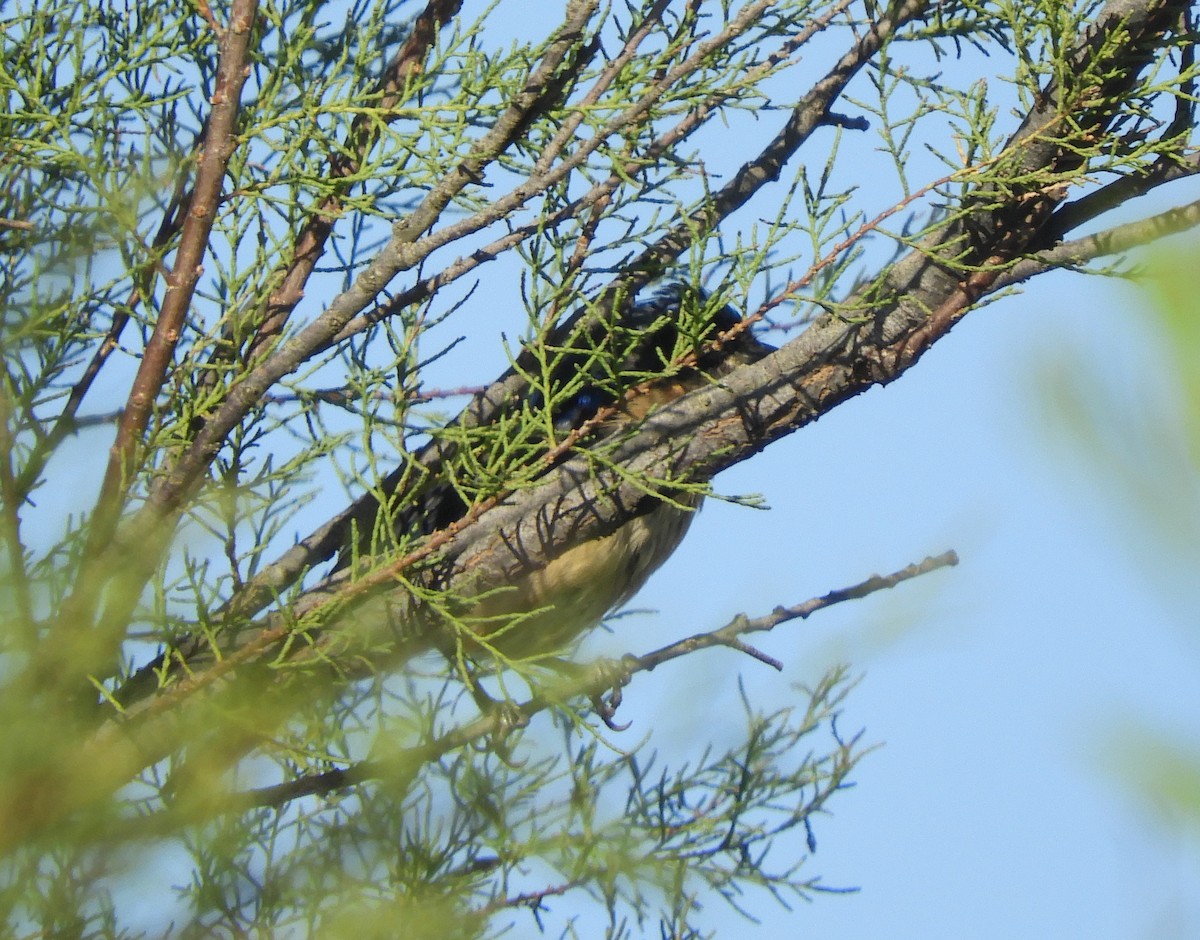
546, 285, 775, 433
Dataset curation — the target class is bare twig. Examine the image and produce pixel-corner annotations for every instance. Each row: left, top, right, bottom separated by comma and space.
631, 551, 959, 674
212, 551, 959, 813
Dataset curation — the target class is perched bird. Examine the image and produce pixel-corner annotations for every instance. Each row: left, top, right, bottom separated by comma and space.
114, 289, 774, 711
345, 287, 775, 662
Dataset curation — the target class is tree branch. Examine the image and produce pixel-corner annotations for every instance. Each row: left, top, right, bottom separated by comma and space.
288, 0, 1186, 675
49, 0, 261, 680
992, 194, 1200, 289
111, 0, 1192, 715
97, 0, 260, 522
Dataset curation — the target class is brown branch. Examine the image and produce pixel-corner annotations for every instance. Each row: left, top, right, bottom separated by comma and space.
95, 0, 259, 522
1037, 150, 1200, 246
45, 0, 260, 687
241, 0, 465, 365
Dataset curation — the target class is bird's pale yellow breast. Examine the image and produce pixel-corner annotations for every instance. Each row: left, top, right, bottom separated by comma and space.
462, 496, 700, 659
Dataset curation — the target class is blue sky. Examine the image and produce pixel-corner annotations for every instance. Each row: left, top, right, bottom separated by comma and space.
592, 253, 1200, 937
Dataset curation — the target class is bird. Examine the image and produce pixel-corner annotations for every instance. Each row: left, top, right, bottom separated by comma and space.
342, 286, 775, 664
114, 288, 774, 712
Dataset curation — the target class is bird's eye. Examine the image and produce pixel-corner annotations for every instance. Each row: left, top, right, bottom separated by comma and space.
553, 386, 610, 434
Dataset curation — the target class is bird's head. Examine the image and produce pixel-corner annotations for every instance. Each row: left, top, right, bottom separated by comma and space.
540, 286, 776, 436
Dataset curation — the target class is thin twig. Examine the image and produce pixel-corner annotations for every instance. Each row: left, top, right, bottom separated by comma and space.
214, 550, 958, 812
991, 194, 1200, 289
632, 551, 959, 674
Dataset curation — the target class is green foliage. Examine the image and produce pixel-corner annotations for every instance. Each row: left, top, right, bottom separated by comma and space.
0, 0, 1196, 935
